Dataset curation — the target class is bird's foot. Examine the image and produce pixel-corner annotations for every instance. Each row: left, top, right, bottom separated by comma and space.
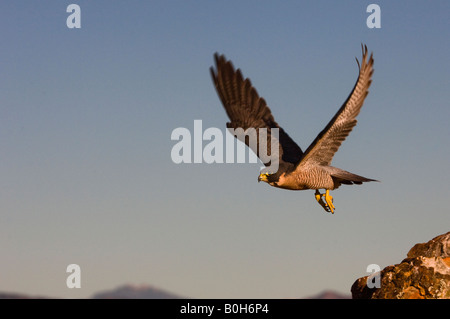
315, 190, 331, 213
325, 190, 335, 214
314, 190, 335, 214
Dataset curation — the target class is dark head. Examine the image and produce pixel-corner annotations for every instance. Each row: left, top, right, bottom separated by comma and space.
258, 172, 279, 184
258, 166, 289, 186
257, 162, 294, 186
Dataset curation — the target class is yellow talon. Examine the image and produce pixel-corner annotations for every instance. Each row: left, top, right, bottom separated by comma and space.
315, 190, 331, 213
324, 189, 335, 214
315, 191, 321, 202
314, 189, 335, 213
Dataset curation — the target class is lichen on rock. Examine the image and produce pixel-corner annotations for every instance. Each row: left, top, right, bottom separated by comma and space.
351, 232, 450, 299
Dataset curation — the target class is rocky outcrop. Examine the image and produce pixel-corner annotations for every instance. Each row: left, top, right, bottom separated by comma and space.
351, 232, 450, 299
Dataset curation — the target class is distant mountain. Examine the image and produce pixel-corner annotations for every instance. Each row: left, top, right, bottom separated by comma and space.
304, 290, 351, 299
0, 292, 53, 299
91, 284, 184, 299
1, 286, 350, 299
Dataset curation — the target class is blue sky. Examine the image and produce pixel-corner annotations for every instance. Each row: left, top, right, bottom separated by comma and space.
1, 1, 449, 298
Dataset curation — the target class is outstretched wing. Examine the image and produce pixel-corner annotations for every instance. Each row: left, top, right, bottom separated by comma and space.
210, 53, 303, 166
296, 45, 374, 168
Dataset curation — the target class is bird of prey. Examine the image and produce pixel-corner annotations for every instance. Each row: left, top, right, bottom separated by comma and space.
210, 45, 377, 213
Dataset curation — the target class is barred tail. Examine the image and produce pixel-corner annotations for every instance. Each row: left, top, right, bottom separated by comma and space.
327, 167, 378, 186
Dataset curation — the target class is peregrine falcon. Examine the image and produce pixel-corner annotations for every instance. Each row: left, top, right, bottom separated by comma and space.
210, 45, 377, 213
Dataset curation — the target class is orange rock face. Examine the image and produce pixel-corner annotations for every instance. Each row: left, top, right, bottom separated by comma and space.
351, 232, 450, 299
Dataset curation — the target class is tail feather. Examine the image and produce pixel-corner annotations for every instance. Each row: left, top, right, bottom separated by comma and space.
327, 167, 378, 187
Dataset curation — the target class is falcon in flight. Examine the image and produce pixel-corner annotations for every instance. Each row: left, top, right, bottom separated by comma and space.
210, 45, 377, 213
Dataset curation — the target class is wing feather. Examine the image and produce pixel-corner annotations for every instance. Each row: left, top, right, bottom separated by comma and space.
210, 53, 303, 166
296, 45, 374, 168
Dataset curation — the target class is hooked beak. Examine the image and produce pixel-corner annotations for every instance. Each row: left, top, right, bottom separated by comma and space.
258, 173, 269, 183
